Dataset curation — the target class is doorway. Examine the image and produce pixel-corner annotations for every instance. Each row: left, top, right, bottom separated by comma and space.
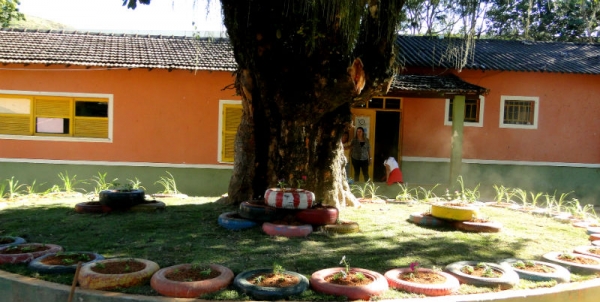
373, 111, 401, 181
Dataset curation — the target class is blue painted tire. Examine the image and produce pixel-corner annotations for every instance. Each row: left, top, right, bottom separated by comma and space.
0, 236, 26, 249
233, 268, 309, 301
218, 212, 259, 230
28, 251, 104, 274
444, 261, 519, 290
409, 212, 448, 227
499, 258, 570, 283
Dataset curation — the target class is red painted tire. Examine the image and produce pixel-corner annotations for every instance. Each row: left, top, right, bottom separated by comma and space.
75, 201, 111, 214
323, 221, 360, 234
78, 258, 160, 290
264, 188, 314, 209
384, 268, 459, 296
310, 267, 388, 300
295, 206, 339, 225
574, 246, 600, 259
453, 221, 502, 233
409, 212, 448, 227
151, 263, 234, 298
262, 222, 312, 237
0, 243, 63, 264
589, 234, 600, 241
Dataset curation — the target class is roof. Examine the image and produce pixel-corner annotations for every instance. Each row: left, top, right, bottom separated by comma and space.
398, 35, 600, 75
0, 29, 236, 71
389, 74, 489, 98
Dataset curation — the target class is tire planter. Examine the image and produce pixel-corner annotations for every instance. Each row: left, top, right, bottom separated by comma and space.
408, 212, 448, 227
0, 236, 26, 248
238, 200, 281, 222
593, 240, 600, 247
295, 206, 339, 225
574, 246, 600, 259
233, 268, 309, 301
384, 267, 459, 296
499, 258, 570, 283
323, 221, 360, 234
542, 251, 600, 275
453, 221, 502, 233
151, 263, 234, 298
0, 243, 63, 264
129, 201, 166, 212
587, 226, 600, 235
218, 212, 259, 230
430, 203, 479, 221
28, 251, 104, 274
310, 267, 389, 301
589, 233, 600, 241
78, 258, 160, 290
444, 261, 519, 290
264, 188, 314, 209
99, 189, 146, 209
262, 222, 312, 237
74, 201, 110, 214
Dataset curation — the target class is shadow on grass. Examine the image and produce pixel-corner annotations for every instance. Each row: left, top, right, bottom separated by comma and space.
0, 197, 590, 299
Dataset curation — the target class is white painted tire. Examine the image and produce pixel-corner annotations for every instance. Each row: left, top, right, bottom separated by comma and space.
264, 188, 314, 209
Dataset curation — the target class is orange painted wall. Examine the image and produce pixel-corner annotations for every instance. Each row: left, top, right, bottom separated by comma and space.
402, 70, 600, 164
0, 64, 240, 165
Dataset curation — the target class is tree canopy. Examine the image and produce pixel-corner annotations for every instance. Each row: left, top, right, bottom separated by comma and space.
0, 0, 24, 28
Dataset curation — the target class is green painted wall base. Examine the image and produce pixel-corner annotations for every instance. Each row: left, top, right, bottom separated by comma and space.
0, 162, 232, 197
402, 161, 600, 206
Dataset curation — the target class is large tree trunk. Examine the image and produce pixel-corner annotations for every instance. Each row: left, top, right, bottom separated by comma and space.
222, 0, 404, 207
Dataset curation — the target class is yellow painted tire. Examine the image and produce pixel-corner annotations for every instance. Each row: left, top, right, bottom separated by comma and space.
430, 203, 479, 221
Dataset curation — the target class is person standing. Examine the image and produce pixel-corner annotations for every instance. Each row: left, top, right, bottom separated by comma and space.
351, 127, 370, 181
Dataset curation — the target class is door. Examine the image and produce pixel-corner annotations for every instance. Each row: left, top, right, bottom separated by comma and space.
351, 109, 376, 181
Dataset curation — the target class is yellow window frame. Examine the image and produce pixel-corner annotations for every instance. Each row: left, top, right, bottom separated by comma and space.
221, 103, 243, 163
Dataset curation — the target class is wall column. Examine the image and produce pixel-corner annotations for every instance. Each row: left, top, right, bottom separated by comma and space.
450, 95, 465, 189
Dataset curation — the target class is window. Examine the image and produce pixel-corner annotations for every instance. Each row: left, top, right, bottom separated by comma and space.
444, 96, 485, 127
356, 97, 402, 110
0, 92, 111, 140
218, 100, 243, 163
499, 96, 539, 129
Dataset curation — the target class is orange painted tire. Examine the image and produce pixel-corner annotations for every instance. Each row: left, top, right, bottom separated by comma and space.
453, 221, 502, 233
0, 243, 63, 264
384, 268, 459, 296
262, 222, 312, 237
573, 246, 600, 259
75, 201, 110, 214
310, 267, 388, 300
589, 234, 600, 241
264, 188, 315, 209
78, 258, 160, 290
295, 206, 339, 225
151, 263, 234, 298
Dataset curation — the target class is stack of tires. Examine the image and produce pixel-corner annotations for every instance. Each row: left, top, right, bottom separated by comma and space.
218, 188, 353, 237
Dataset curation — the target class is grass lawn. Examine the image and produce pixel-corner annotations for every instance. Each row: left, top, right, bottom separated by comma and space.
0, 195, 597, 300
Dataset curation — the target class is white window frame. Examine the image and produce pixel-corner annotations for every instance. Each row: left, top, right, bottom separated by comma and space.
0, 90, 113, 142
444, 95, 485, 127
217, 99, 242, 164
499, 96, 539, 129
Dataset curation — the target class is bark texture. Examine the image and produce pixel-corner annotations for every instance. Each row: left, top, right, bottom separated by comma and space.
222, 0, 404, 207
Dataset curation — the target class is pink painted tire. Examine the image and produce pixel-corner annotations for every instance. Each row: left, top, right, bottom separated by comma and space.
295, 206, 339, 225
264, 188, 314, 209
573, 246, 600, 259
384, 268, 459, 296
262, 222, 312, 237
0, 243, 63, 264
453, 221, 502, 233
151, 263, 234, 298
589, 233, 600, 241
78, 258, 160, 290
409, 212, 448, 227
310, 267, 388, 300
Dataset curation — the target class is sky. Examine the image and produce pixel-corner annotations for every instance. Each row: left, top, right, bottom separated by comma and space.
17, 0, 225, 35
